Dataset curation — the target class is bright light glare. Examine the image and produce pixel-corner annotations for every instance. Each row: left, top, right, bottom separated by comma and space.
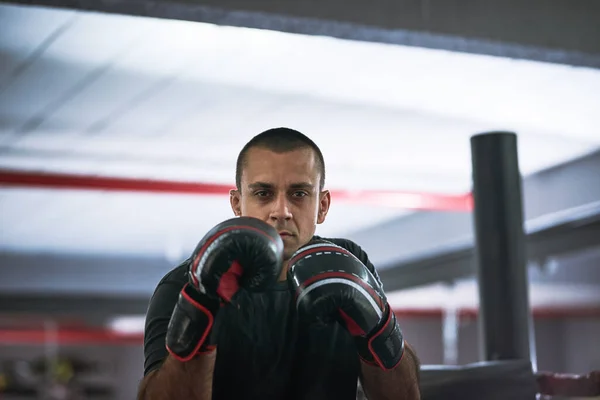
107, 17, 600, 142
108, 315, 146, 334
25, 6, 600, 143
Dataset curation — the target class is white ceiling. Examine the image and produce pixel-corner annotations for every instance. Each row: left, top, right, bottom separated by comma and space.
0, 3, 599, 257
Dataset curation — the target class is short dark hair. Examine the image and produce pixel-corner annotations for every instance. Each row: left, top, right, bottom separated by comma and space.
235, 127, 326, 191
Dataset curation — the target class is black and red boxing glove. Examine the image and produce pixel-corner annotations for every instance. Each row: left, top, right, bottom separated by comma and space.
166, 216, 284, 362
288, 239, 405, 370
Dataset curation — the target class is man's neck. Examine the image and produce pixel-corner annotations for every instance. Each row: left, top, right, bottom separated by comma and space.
278, 260, 290, 282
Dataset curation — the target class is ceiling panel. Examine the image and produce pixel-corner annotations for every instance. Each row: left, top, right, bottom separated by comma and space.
102, 83, 285, 138
0, 11, 151, 137
33, 23, 225, 135
0, 4, 76, 86
28, 10, 154, 67
33, 66, 166, 135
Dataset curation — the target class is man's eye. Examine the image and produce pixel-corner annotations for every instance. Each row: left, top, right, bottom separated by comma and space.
292, 191, 308, 197
255, 190, 270, 197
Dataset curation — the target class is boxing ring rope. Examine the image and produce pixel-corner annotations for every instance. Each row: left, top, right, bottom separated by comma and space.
0, 169, 473, 212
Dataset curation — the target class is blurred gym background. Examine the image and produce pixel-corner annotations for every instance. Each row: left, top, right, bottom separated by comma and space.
0, 1, 599, 399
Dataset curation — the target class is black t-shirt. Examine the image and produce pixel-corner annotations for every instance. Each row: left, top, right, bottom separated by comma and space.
143, 236, 382, 400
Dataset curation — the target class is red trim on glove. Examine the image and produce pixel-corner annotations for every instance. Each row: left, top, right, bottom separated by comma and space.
198, 345, 217, 355
366, 309, 404, 371
216, 260, 243, 302
166, 284, 215, 362
338, 308, 367, 336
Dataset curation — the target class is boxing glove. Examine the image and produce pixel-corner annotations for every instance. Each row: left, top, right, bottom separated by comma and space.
288, 239, 405, 370
166, 216, 284, 362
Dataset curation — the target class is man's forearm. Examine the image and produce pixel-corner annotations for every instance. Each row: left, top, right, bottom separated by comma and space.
137, 352, 216, 400
360, 342, 421, 400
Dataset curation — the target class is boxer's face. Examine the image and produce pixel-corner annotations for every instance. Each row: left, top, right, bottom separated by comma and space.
230, 146, 330, 264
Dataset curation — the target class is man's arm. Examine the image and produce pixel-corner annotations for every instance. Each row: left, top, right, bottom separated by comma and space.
138, 266, 217, 400
354, 240, 421, 400
137, 352, 216, 400
342, 239, 421, 399
359, 341, 421, 400
290, 239, 421, 400
138, 217, 284, 400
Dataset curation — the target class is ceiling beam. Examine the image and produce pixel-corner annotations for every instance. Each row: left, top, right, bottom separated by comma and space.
377, 202, 600, 291
0, 252, 172, 297
0, 294, 152, 317
5, 0, 600, 68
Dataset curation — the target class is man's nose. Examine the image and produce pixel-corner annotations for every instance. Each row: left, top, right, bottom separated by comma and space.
270, 193, 292, 221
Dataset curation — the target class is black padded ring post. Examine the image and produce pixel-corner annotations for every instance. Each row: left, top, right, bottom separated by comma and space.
470, 132, 535, 364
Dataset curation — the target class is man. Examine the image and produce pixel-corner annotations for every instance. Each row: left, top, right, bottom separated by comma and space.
138, 128, 421, 400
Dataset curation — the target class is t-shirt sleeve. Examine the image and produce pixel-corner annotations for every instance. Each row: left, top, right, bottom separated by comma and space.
334, 238, 384, 289
143, 260, 189, 376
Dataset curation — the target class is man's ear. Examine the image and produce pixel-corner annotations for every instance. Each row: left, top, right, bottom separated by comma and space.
230, 189, 242, 216
317, 190, 331, 224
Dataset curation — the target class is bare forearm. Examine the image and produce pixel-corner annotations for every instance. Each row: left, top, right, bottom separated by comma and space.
137, 352, 216, 400
360, 342, 421, 400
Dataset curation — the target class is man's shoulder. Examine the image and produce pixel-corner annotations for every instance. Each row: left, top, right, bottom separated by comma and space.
314, 236, 371, 265
155, 257, 191, 289
317, 236, 362, 253
313, 235, 382, 284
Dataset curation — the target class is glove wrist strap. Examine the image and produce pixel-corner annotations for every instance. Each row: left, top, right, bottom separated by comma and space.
166, 284, 220, 362
357, 305, 405, 370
